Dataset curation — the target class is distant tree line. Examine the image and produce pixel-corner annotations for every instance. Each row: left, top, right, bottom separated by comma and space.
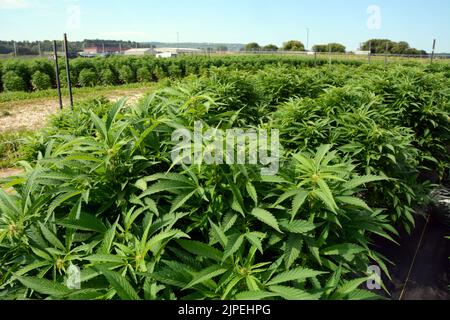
361, 39, 427, 55
313, 43, 346, 53
244, 40, 306, 52
243, 39, 428, 55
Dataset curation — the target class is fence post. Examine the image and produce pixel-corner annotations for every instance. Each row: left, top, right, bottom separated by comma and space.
384, 42, 388, 66
53, 41, 63, 110
431, 39, 436, 64
63, 33, 74, 110
329, 46, 332, 66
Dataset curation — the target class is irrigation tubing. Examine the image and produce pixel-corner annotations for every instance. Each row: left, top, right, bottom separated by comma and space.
398, 215, 431, 300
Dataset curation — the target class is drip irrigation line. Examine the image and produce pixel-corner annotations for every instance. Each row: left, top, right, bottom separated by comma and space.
398, 215, 431, 300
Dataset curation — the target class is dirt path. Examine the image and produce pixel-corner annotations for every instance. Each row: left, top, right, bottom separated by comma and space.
0, 88, 148, 133
0, 168, 23, 179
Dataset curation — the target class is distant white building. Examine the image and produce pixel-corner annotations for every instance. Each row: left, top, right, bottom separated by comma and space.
124, 48, 157, 56
156, 52, 178, 58
355, 50, 371, 56
154, 48, 202, 55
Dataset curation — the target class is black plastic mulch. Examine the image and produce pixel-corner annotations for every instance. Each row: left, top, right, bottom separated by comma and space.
373, 214, 450, 300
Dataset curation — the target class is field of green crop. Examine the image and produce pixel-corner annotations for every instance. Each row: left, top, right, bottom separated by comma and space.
0, 55, 365, 93
0, 60, 449, 300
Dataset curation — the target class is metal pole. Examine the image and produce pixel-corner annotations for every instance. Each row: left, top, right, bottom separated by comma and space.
385, 42, 388, 66
329, 45, 332, 65
63, 33, 74, 109
306, 28, 309, 51
431, 39, 436, 64
53, 41, 63, 110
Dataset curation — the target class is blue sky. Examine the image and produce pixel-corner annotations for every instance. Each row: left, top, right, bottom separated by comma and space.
1, 0, 449, 52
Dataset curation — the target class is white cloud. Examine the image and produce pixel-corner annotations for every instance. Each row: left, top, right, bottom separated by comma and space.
0, 0, 31, 9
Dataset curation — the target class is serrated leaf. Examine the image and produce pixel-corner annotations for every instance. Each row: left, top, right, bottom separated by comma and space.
96, 267, 140, 300
284, 235, 303, 270
245, 232, 264, 254
17, 276, 72, 297
250, 208, 282, 233
135, 179, 147, 191
39, 223, 65, 251
336, 196, 371, 210
322, 244, 365, 256
209, 219, 228, 248
183, 265, 227, 290
223, 234, 245, 261
177, 239, 223, 262
269, 285, 321, 300
343, 175, 386, 190
292, 190, 309, 218
246, 182, 258, 205
280, 219, 316, 234
267, 267, 327, 286
58, 213, 107, 233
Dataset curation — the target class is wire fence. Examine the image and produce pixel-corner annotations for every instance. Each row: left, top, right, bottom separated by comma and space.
2, 46, 450, 65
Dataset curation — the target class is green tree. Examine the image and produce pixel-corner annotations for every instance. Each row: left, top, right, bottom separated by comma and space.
263, 44, 279, 51
313, 43, 346, 53
361, 39, 426, 54
245, 43, 261, 52
283, 40, 305, 51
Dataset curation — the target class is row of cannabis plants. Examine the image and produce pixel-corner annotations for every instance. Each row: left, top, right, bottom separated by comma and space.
0, 63, 449, 300
0, 55, 366, 93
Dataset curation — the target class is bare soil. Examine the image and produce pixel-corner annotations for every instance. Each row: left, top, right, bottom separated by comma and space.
0, 88, 148, 133
0, 168, 23, 179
